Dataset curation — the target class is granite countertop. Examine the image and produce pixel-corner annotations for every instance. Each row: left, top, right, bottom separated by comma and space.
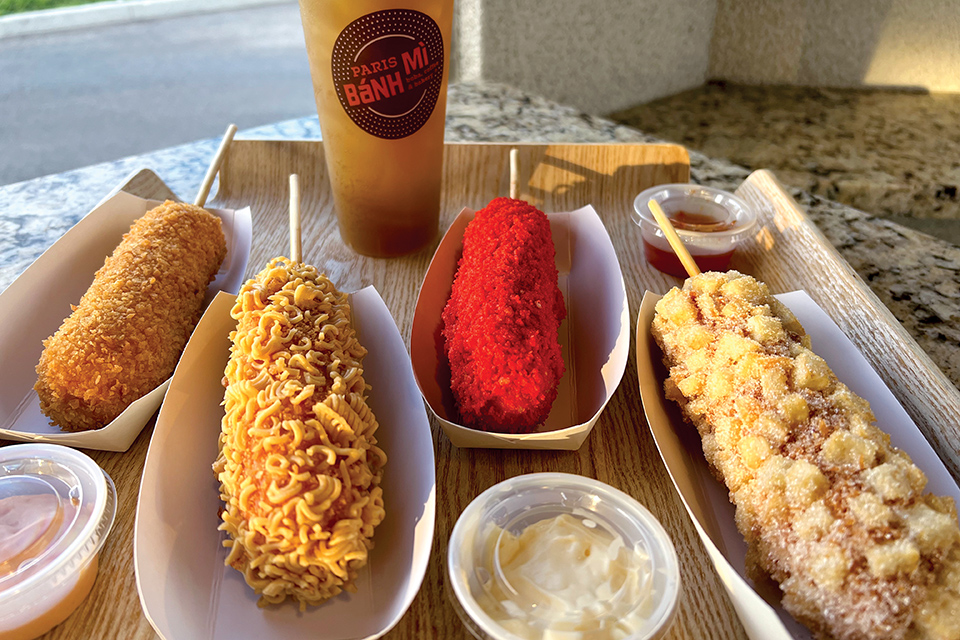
2, 81, 958, 389
611, 83, 960, 234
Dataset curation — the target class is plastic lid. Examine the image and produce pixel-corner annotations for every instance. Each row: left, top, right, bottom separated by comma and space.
0, 443, 116, 601
448, 473, 680, 640
632, 183, 757, 244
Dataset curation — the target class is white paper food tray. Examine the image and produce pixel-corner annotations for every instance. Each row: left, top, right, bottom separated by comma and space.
410, 204, 629, 450
134, 288, 436, 640
0, 179, 252, 452
636, 289, 960, 640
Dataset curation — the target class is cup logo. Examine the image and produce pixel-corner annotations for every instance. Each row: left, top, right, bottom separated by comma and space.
331, 9, 444, 140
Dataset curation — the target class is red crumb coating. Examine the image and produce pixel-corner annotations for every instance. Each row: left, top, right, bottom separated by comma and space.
441, 197, 567, 433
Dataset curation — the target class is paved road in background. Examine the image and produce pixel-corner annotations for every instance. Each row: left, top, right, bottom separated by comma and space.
0, 2, 317, 186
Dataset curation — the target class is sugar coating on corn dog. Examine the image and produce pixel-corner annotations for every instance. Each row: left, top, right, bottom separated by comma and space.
35, 200, 226, 432
652, 271, 960, 640
214, 257, 386, 609
442, 197, 566, 433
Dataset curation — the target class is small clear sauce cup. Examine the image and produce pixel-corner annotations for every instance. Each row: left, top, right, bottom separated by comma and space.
448, 473, 680, 640
0, 443, 116, 640
632, 184, 757, 278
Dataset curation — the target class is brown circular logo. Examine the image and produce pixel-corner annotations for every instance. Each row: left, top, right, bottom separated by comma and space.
331, 9, 444, 140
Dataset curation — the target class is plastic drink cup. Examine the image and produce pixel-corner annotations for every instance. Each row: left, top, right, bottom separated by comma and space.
298, 0, 454, 257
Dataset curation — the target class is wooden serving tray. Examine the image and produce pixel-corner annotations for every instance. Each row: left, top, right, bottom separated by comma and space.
33, 142, 960, 640
734, 172, 960, 481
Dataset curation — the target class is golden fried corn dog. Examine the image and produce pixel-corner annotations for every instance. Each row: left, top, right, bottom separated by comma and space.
652, 271, 960, 640
214, 257, 386, 609
35, 200, 226, 431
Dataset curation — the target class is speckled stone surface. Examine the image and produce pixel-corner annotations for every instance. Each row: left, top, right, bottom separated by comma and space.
2, 82, 958, 389
610, 82, 960, 243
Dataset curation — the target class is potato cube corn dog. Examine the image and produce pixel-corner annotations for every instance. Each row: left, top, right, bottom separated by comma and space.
652, 271, 960, 640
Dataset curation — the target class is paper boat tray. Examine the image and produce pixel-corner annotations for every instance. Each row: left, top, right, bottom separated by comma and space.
0, 168, 252, 451
637, 290, 960, 639
410, 204, 630, 450
135, 289, 435, 640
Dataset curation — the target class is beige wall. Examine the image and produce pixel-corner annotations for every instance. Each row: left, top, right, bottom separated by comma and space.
453, 0, 719, 114
452, 0, 960, 116
710, 0, 960, 92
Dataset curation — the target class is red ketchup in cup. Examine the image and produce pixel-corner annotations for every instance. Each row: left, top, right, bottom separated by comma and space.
632, 185, 757, 278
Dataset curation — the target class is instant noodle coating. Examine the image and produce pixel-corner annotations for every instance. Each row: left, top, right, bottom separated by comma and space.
214, 257, 387, 609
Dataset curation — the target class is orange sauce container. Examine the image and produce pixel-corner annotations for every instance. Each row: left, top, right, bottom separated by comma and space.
0, 444, 116, 640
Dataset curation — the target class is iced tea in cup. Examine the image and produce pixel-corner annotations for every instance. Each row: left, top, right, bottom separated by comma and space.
298, 0, 454, 257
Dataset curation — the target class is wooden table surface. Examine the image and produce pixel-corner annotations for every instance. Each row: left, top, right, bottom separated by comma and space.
21, 140, 960, 640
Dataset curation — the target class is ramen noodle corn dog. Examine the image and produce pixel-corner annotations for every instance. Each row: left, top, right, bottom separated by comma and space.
652, 271, 960, 640
35, 200, 226, 431
442, 197, 566, 433
214, 257, 386, 609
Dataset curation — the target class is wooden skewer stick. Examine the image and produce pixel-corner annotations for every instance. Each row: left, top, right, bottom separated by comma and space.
289, 174, 302, 264
509, 148, 519, 200
648, 199, 701, 278
194, 123, 238, 207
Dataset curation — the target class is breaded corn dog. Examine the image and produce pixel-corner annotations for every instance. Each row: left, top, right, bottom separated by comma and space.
214, 257, 386, 609
35, 200, 226, 431
442, 197, 566, 433
652, 271, 960, 640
